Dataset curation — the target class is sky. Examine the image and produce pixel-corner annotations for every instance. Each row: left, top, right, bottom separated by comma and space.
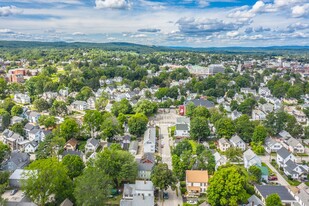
0, 0, 309, 47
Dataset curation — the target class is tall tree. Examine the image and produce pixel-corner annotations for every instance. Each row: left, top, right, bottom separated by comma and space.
265, 193, 282, 206
0, 142, 10, 163
22, 158, 73, 206
252, 125, 268, 143
192, 106, 211, 118
33, 98, 50, 112
215, 117, 235, 139
128, 113, 148, 137
59, 118, 79, 140
190, 116, 210, 141
133, 100, 158, 117
11, 105, 23, 116
207, 166, 250, 206
62, 155, 85, 179
151, 163, 177, 192
234, 114, 255, 142
111, 99, 132, 117
83, 110, 103, 138
74, 167, 111, 206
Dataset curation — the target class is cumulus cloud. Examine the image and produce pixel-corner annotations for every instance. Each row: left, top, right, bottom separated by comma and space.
0, 6, 22, 17
95, 0, 131, 9
197, 0, 210, 8
176, 17, 245, 36
130, 34, 147, 38
291, 4, 309, 17
137, 28, 161, 33
226, 31, 239, 37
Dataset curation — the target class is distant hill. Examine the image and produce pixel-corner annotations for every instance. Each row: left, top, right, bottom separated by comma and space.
0, 40, 308, 54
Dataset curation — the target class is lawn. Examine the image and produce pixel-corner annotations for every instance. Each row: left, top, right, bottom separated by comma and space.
106, 194, 122, 206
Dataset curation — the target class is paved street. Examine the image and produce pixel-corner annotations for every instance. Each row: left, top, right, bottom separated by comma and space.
260, 155, 289, 186
154, 111, 183, 206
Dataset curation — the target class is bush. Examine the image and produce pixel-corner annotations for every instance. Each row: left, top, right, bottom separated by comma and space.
180, 187, 187, 195
180, 181, 186, 187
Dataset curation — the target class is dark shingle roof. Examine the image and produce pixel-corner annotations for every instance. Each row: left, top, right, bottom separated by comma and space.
277, 147, 291, 159
255, 185, 295, 201
184, 99, 215, 108
176, 123, 189, 131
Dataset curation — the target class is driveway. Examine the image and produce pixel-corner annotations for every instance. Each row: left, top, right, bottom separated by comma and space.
260, 155, 289, 186
154, 113, 183, 206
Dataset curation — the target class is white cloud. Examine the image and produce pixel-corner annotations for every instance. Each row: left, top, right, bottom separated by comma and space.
0, 29, 14, 34
0, 6, 22, 17
197, 0, 210, 8
95, 0, 131, 9
226, 31, 239, 37
291, 4, 309, 17
72, 32, 85, 36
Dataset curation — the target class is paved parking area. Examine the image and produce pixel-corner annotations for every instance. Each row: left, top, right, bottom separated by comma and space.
2, 190, 24, 202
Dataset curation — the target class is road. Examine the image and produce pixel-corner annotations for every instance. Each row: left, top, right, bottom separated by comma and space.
260, 155, 289, 186
154, 111, 183, 206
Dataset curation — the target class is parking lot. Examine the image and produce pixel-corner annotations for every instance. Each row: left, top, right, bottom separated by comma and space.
2, 190, 24, 203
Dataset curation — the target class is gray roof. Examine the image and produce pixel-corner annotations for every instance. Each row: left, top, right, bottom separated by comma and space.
144, 127, 156, 144
255, 185, 295, 202
24, 123, 38, 131
29, 128, 41, 134
277, 147, 291, 159
87, 138, 99, 147
176, 117, 190, 124
247, 195, 264, 206
243, 149, 257, 161
138, 153, 155, 171
135, 180, 154, 191
129, 141, 138, 151
176, 123, 189, 131
279, 130, 292, 139
230, 135, 244, 144
286, 137, 302, 147
184, 99, 215, 108
8, 152, 30, 169
218, 138, 230, 145
60, 198, 73, 206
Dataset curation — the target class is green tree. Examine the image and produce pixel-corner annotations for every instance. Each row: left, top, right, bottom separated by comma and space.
76, 86, 94, 101
38, 115, 56, 128
33, 98, 50, 112
22, 158, 73, 206
173, 140, 192, 156
185, 102, 196, 117
215, 118, 235, 138
252, 125, 268, 143
251, 141, 265, 155
0, 78, 7, 98
74, 167, 111, 206
238, 98, 256, 115
83, 110, 103, 138
0, 109, 10, 129
151, 163, 177, 193
62, 155, 85, 179
49, 100, 68, 116
225, 147, 243, 162
248, 165, 262, 183
190, 117, 210, 141
128, 113, 148, 137
111, 99, 132, 117
101, 115, 121, 140
192, 106, 210, 118
234, 114, 255, 142
95, 148, 138, 187
10, 123, 26, 136
207, 166, 249, 206
133, 100, 158, 117
265, 193, 282, 206
287, 85, 303, 99
11, 105, 23, 116
0, 142, 10, 163
59, 118, 79, 141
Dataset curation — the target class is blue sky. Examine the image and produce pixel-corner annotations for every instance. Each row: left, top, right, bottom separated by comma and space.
0, 0, 309, 47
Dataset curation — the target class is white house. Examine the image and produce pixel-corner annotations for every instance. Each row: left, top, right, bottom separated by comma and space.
186, 170, 209, 196
258, 87, 272, 96
252, 109, 266, 121
265, 137, 283, 153
71, 101, 88, 111
14, 93, 31, 104
276, 147, 296, 168
24, 141, 39, 153
230, 135, 246, 151
214, 152, 227, 170
283, 137, 305, 154
218, 138, 231, 152
28, 128, 42, 142
174, 124, 190, 138
143, 127, 156, 154
230, 110, 242, 120
243, 149, 261, 169
85, 138, 100, 154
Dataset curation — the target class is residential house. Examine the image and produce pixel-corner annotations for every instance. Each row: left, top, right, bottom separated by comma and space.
10, 116, 24, 125
121, 135, 131, 150
9, 169, 33, 188
243, 149, 261, 169
42, 92, 58, 101
40, 130, 52, 142
276, 147, 296, 168
87, 97, 96, 110
257, 166, 269, 182
186, 170, 209, 196
260, 103, 274, 113
230, 110, 242, 120
265, 137, 282, 153
241, 88, 257, 96
60, 199, 74, 206
252, 109, 266, 121
24, 123, 39, 137
137, 153, 155, 180
59, 87, 69, 97
64, 138, 78, 151
14, 93, 31, 104
258, 87, 271, 96
214, 152, 227, 170
278, 130, 293, 140
85, 138, 99, 154
283, 159, 308, 179
283, 137, 305, 154
143, 127, 156, 154
294, 183, 309, 206
28, 128, 42, 142
174, 123, 190, 139
184, 99, 215, 109
24, 141, 39, 153
2, 129, 24, 150
292, 109, 307, 124
129, 141, 138, 155
26, 111, 41, 124
254, 185, 296, 205
230, 135, 246, 151
246, 195, 264, 206
70, 101, 88, 111
120, 180, 154, 206
1, 152, 30, 171
217, 138, 231, 152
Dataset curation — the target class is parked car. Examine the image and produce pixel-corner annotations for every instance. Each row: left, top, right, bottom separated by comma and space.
10, 189, 18, 196
163, 192, 169, 199
268, 176, 278, 181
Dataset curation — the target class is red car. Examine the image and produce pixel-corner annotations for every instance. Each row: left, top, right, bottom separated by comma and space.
268, 176, 278, 181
